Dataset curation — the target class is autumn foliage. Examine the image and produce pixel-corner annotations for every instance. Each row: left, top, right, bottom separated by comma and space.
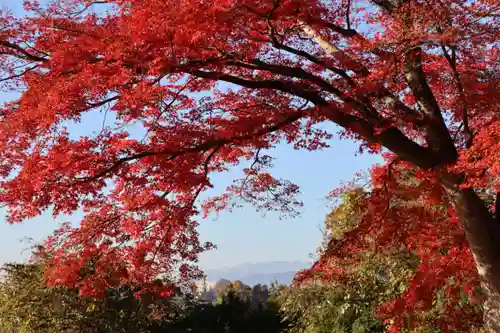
0, 0, 499, 329
296, 158, 484, 331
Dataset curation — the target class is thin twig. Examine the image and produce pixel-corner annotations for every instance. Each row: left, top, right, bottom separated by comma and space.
346, 0, 352, 30
440, 43, 473, 147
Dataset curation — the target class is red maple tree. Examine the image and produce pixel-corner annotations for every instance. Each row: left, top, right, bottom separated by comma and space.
0, 0, 498, 330
297, 157, 484, 331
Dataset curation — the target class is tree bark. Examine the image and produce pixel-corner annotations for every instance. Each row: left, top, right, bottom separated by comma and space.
453, 189, 500, 332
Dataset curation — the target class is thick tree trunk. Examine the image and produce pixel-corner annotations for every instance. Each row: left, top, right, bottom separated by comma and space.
453, 189, 500, 332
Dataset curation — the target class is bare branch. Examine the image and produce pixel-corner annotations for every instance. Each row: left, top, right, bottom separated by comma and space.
346, 0, 352, 30
0, 65, 40, 83
69, 1, 107, 18
140, 82, 191, 143
189, 145, 224, 207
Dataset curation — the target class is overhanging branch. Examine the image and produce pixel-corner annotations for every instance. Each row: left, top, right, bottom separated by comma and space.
76, 108, 307, 183
0, 40, 48, 62
191, 70, 438, 169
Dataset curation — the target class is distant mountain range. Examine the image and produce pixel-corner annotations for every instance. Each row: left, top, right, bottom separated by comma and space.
204, 261, 312, 285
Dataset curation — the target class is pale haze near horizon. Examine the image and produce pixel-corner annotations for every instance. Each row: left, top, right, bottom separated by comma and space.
0, 0, 382, 271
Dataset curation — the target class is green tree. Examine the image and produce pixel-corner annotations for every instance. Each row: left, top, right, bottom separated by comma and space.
0, 261, 96, 333
170, 287, 285, 333
251, 284, 270, 310
275, 249, 418, 333
0, 259, 185, 333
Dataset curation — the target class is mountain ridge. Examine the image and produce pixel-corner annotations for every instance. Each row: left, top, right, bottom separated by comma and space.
204, 260, 312, 285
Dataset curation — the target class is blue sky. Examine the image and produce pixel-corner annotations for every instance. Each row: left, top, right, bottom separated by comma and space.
0, 0, 381, 270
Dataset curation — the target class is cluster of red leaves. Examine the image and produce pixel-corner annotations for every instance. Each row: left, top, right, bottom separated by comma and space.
296, 154, 482, 332
454, 121, 500, 192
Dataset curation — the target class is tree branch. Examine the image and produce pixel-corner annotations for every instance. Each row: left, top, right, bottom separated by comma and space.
372, 0, 406, 12
0, 65, 40, 83
496, 191, 500, 224
268, 34, 420, 125
441, 44, 473, 147
309, 0, 457, 165
346, 0, 352, 30
402, 47, 457, 164
191, 70, 327, 104
300, 22, 370, 76
225, 58, 373, 114
270, 35, 355, 84
0, 40, 48, 62
191, 70, 438, 169
76, 108, 308, 183
305, 17, 357, 38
